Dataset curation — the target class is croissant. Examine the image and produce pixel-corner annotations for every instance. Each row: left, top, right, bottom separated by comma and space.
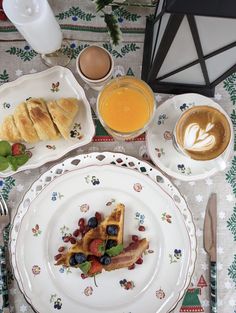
47, 98, 79, 139
14, 102, 40, 143
0, 97, 79, 143
27, 98, 60, 141
0, 115, 22, 142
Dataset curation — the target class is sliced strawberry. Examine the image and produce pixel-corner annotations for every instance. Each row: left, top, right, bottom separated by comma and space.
88, 259, 103, 276
12, 143, 26, 156
89, 239, 105, 257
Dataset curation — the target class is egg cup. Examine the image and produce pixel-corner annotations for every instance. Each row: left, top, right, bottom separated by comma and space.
76, 45, 114, 91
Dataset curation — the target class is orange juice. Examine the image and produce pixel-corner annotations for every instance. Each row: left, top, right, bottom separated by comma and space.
98, 76, 155, 135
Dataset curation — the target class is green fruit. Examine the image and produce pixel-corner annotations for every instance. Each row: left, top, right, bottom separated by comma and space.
0, 156, 9, 171
0, 141, 11, 157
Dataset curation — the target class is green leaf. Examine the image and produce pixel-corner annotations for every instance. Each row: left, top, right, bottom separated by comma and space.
79, 261, 91, 274
113, 7, 141, 21
106, 244, 123, 257
6, 154, 29, 171
98, 242, 105, 254
15, 154, 30, 166
0, 156, 9, 171
6, 156, 18, 171
96, 0, 114, 12
0, 70, 9, 84
104, 14, 121, 46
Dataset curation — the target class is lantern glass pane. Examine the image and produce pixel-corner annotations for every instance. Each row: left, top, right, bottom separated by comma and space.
195, 16, 236, 55
161, 63, 205, 84
206, 46, 236, 83
157, 16, 198, 78
152, 13, 170, 64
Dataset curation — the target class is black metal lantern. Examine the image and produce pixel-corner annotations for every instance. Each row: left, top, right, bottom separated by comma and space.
142, 0, 236, 96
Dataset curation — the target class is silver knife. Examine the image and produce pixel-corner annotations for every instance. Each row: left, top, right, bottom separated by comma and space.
203, 193, 217, 313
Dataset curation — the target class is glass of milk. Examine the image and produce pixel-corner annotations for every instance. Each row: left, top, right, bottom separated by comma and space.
3, 0, 70, 67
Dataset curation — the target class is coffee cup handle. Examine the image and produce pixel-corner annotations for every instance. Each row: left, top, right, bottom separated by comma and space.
215, 157, 227, 171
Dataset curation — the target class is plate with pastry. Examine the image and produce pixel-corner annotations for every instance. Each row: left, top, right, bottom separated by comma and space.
10, 153, 196, 313
0, 66, 95, 177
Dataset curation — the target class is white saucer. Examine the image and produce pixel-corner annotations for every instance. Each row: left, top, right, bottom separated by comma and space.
146, 93, 233, 181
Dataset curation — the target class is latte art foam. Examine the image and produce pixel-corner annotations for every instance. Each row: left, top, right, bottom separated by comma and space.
175, 106, 231, 161
183, 122, 216, 152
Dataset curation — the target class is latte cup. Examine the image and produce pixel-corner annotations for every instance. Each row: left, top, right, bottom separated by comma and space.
173, 104, 233, 170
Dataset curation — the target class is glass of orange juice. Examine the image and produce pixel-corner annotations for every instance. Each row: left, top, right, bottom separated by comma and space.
97, 76, 156, 140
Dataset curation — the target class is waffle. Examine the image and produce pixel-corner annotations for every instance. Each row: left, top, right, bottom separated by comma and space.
56, 203, 125, 267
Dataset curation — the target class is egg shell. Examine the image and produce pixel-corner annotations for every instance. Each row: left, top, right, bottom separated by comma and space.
79, 46, 111, 80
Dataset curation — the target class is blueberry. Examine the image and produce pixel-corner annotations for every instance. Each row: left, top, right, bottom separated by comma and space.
100, 254, 111, 265
107, 225, 118, 236
88, 217, 98, 228
74, 252, 87, 264
106, 239, 117, 249
69, 254, 78, 267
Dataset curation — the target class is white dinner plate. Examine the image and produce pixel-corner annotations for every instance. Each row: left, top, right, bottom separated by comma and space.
10, 152, 196, 313
0, 66, 95, 177
146, 93, 233, 181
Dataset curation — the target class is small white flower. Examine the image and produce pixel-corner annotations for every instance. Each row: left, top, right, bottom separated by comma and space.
205, 178, 213, 185
113, 145, 125, 153
214, 93, 222, 100
218, 262, 223, 271
226, 194, 234, 202
29, 68, 37, 74
89, 97, 97, 105
219, 211, 226, 219
88, 146, 100, 152
224, 280, 233, 289
173, 180, 181, 186
200, 247, 207, 255
201, 262, 208, 271
15, 69, 23, 77
20, 304, 28, 312
9, 288, 17, 295
218, 299, 223, 307
200, 211, 205, 219
155, 94, 162, 102
195, 194, 203, 202
218, 246, 224, 254
16, 184, 24, 192
196, 228, 202, 237
113, 65, 125, 77
201, 299, 209, 307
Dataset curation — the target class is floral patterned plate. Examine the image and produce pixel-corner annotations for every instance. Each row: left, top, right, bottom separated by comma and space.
0, 66, 95, 177
10, 153, 196, 313
146, 93, 233, 181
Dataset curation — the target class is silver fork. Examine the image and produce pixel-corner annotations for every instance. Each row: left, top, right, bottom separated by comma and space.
0, 194, 10, 313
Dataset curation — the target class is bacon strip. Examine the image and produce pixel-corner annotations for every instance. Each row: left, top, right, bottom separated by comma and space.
104, 238, 149, 271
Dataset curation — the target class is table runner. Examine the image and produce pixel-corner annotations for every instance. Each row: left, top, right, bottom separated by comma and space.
0, 1, 236, 312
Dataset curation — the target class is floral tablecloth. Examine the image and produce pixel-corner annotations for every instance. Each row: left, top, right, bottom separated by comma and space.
0, 1, 236, 312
